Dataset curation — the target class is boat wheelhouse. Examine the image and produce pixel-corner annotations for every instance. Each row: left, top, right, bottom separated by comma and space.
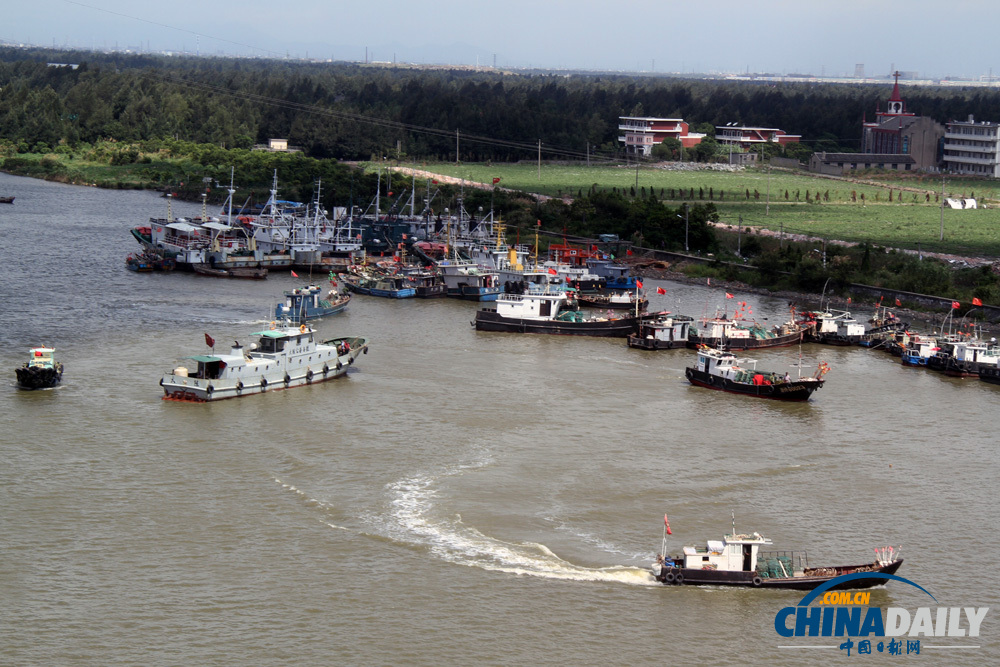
627, 314, 694, 350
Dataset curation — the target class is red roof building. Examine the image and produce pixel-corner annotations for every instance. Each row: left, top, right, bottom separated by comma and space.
618, 117, 705, 156
715, 125, 802, 149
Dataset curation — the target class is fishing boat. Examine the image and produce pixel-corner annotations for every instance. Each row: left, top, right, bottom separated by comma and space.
576, 291, 648, 311
804, 309, 865, 345
15, 346, 63, 389
0, 196, 14, 204
474, 287, 653, 337
192, 263, 267, 279
685, 346, 827, 401
900, 334, 938, 366
406, 270, 448, 298
160, 324, 368, 402
651, 521, 903, 590
341, 272, 416, 298
978, 360, 1000, 385
626, 314, 694, 350
941, 338, 1000, 377
438, 261, 503, 301
274, 283, 350, 324
687, 315, 808, 350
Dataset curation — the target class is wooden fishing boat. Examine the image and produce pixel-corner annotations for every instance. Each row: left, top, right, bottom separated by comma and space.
0, 196, 14, 204
652, 521, 903, 590
15, 346, 63, 389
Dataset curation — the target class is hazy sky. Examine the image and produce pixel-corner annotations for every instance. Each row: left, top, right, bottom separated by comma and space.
4, 0, 996, 79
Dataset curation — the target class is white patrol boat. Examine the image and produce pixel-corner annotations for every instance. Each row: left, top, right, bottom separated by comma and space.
160, 323, 368, 402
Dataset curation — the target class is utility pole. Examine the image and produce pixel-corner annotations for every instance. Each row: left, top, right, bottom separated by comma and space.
737, 215, 742, 256
455, 130, 460, 165
635, 159, 639, 194
537, 139, 541, 181
684, 203, 689, 252
765, 164, 771, 216
939, 176, 946, 241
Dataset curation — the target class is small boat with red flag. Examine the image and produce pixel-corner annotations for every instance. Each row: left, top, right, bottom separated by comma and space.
651, 517, 903, 590
15, 346, 63, 389
685, 345, 827, 401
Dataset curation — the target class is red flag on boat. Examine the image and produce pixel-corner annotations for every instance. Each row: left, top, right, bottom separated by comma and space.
291, 270, 300, 278
664, 514, 672, 535
973, 297, 983, 306
656, 287, 666, 295
726, 292, 734, 299
847, 297, 851, 304
952, 301, 961, 309
204, 333, 215, 348
636, 280, 644, 289
548, 268, 558, 275
493, 177, 500, 184
895, 298, 901, 306
626, 249, 633, 256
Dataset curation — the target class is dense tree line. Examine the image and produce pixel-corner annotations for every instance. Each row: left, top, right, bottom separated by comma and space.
4, 47, 1000, 163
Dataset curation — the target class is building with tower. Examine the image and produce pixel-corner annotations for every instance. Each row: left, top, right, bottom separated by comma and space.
860, 72, 943, 170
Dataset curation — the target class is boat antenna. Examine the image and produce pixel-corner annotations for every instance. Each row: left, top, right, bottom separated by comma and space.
731, 509, 736, 537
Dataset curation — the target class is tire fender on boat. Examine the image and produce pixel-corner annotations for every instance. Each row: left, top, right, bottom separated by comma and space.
236, 381, 244, 393
707, 375, 715, 385
206, 385, 214, 395
664, 571, 676, 583
283, 374, 291, 386
306, 370, 314, 383
261, 378, 267, 391
322, 364, 329, 375
159, 378, 164, 386
674, 573, 684, 585
752, 576, 763, 587
336, 360, 343, 370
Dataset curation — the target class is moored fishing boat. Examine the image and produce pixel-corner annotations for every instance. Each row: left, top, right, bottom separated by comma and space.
803, 309, 865, 345
687, 315, 808, 350
275, 282, 350, 324
474, 287, 653, 337
626, 314, 694, 350
900, 334, 938, 366
941, 338, 1000, 377
15, 346, 63, 389
651, 520, 903, 590
685, 346, 827, 401
160, 325, 368, 402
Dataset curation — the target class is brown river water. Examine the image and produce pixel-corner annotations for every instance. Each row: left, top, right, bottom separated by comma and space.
0, 172, 995, 665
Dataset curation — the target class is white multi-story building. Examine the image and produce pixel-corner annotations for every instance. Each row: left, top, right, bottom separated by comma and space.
942, 115, 1000, 177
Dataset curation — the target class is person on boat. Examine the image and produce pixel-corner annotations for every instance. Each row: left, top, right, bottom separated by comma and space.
784, 372, 791, 383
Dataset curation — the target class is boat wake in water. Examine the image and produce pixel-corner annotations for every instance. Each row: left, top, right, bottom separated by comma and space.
385, 458, 655, 586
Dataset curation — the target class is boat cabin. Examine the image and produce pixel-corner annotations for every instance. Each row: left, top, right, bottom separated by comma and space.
493, 290, 569, 320
27, 347, 57, 369
253, 329, 313, 354
681, 532, 774, 573
640, 315, 692, 344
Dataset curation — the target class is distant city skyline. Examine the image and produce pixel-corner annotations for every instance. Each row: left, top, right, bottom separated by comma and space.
6, 0, 1000, 81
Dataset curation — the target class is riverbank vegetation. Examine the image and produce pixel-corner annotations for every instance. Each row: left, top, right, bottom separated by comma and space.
2, 46, 1000, 310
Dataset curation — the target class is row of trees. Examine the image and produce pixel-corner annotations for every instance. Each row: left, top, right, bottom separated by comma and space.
5, 47, 1000, 164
